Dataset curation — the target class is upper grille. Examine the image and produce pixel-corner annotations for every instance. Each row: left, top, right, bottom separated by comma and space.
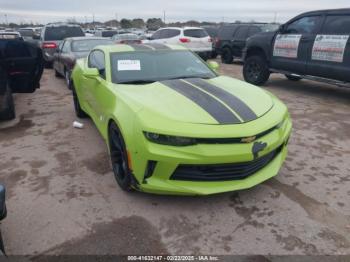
170, 145, 283, 182
195, 124, 278, 144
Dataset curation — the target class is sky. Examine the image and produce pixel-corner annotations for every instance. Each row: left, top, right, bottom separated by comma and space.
0, 0, 349, 24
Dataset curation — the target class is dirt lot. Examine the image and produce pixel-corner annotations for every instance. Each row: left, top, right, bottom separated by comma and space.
0, 60, 350, 256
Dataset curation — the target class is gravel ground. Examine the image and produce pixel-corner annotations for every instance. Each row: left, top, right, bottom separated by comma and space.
0, 60, 349, 256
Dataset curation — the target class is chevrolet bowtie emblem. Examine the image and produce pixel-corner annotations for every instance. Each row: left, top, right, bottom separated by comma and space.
241, 136, 256, 143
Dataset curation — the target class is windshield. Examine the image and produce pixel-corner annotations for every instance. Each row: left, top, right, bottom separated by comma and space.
19, 30, 34, 37
71, 39, 113, 52
110, 50, 216, 84
44, 26, 84, 41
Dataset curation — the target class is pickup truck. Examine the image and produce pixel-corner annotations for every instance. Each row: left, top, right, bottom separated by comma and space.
243, 8, 350, 87
0, 39, 43, 121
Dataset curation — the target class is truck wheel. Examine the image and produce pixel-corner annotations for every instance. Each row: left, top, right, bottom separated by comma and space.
210, 51, 218, 59
243, 55, 270, 86
285, 75, 301, 81
221, 47, 233, 64
0, 86, 15, 121
72, 84, 88, 118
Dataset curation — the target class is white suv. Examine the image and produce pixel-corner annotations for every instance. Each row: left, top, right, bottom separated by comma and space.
146, 27, 212, 60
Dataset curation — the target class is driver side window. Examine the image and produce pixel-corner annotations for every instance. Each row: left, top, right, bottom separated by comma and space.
61, 41, 70, 53
88, 50, 106, 79
285, 16, 321, 34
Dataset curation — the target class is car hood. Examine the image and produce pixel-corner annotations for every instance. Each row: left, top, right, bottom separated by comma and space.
117, 76, 274, 125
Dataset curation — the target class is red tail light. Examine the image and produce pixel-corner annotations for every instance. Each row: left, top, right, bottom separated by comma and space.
135, 40, 142, 44
208, 37, 213, 43
42, 42, 57, 49
120, 40, 126, 44
179, 38, 191, 43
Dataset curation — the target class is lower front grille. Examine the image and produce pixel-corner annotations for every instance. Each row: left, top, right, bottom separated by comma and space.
170, 145, 284, 182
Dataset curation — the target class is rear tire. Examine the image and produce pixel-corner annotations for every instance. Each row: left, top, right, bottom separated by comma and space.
285, 74, 301, 81
109, 122, 133, 192
221, 47, 233, 64
64, 70, 72, 89
54, 69, 60, 77
243, 55, 270, 86
0, 86, 15, 121
72, 83, 88, 118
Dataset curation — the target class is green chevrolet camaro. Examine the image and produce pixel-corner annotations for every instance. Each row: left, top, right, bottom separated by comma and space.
71, 43, 292, 195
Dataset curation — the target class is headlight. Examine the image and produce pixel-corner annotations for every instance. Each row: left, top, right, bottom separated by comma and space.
144, 132, 197, 146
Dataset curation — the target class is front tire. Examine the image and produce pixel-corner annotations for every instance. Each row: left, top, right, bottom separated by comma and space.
64, 70, 72, 89
243, 55, 270, 86
109, 122, 133, 191
221, 47, 233, 64
72, 83, 88, 118
0, 86, 15, 121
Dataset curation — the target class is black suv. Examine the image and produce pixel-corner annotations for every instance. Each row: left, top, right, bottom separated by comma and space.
216, 23, 279, 64
39, 23, 84, 67
0, 39, 43, 121
243, 8, 350, 86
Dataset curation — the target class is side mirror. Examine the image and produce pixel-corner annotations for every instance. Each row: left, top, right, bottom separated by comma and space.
83, 67, 99, 78
278, 24, 286, 33
207, 61, 219, 71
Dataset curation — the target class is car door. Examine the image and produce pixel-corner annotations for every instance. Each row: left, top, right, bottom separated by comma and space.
58, 40, 71, 74
3, 40, 43, 93
270, 15, 323, 74
53, 41, 64, 74
83, 49, 107, 125
231, 25, 249, 57
307, 14, 350, 82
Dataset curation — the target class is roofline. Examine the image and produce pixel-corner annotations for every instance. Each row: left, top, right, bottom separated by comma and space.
290, 8, 350, 21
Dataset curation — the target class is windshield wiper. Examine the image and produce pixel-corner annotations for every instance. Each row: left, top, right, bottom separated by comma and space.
166, 75, 212, 81
118, 80, 156, 84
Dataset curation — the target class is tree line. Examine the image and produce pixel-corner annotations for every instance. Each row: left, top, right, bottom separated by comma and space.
0, 18, 220, 30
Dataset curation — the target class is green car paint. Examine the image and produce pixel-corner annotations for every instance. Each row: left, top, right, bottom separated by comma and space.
72, 44, 292, 195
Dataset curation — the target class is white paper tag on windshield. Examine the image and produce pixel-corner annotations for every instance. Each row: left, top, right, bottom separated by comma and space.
117, 60, 141, 71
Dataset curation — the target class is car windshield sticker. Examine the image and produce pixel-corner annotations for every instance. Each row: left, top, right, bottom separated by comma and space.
273, 34, 302, 58
312, 35, 349, 63
117, 60, 141, 71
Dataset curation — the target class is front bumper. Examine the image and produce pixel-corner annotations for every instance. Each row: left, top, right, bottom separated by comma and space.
130, 117, 292, 195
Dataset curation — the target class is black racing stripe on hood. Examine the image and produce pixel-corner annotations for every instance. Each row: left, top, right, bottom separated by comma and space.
147, 43, 170, 50
186, 78, 257, 122
129, 44, 153, 51
161, 79, 241, 124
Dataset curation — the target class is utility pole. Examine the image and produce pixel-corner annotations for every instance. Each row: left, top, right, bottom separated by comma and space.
273, 12, 277, 23
4, 14, 8, 26
92, 13, 95, 29
163, 10, 166, 25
